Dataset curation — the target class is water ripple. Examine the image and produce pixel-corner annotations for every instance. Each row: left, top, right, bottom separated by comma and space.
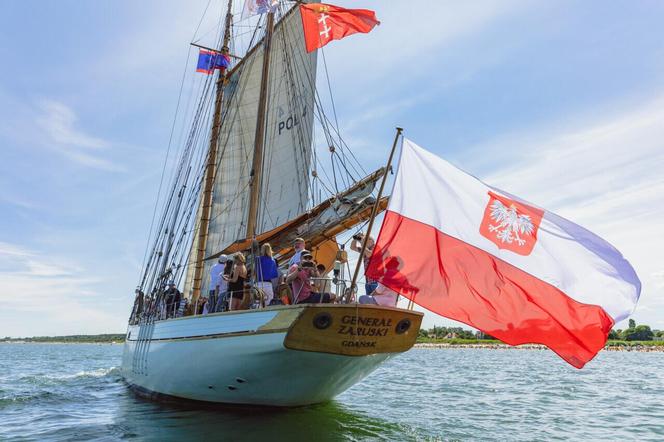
0, 344, 663, 441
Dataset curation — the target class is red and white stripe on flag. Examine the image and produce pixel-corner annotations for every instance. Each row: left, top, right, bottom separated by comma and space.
366, 138, 641, 368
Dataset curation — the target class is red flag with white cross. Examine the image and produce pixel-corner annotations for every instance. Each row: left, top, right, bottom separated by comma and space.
300, 3, 380, 53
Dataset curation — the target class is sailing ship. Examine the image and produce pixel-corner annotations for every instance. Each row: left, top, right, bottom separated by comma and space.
121, 1, 422, 407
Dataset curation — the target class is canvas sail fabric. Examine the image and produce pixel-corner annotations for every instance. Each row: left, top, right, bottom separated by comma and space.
366, 138, 641, 368
183, 194, 205, 297
193, 8, 317, 288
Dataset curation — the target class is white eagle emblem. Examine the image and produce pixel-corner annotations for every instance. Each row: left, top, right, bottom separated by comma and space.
488, 200, 535, 246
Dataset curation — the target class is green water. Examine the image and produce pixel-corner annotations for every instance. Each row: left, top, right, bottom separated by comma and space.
1, 344, 663, 441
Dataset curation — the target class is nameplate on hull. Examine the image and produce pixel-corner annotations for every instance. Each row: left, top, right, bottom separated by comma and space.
283, 305, 422, 356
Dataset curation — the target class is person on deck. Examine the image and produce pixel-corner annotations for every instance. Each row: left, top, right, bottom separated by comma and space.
215, 258, 233, 312
315, 263, 332, 294
255, 243, 278, 306
131, 288, 144, 323
350, 232, 377, 296
287, 260, 336, 304
164, 281, 182, 318
225, 253, 247, 311
359, 283, 398, 307
286, 260, 315, 304
207, 254, 228, 314
312, 263, 336, 303
288, 237, 306, 267
288, 250, 311, 274
301, 251, 314, 265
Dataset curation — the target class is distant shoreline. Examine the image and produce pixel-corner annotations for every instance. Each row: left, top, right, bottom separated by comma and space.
2, 335, 662, 352
1, 341, 122, 345
414, 341, 664, 352
0, 334, 125, 344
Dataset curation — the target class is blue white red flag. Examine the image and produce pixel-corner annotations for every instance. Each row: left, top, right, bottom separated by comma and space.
242, 0, 279, 18
196, 49, 231, 75
367, 138, 641, 369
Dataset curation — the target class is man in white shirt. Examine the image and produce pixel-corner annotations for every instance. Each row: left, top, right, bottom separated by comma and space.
208, 254, 228, 313
288, 238, 306, 267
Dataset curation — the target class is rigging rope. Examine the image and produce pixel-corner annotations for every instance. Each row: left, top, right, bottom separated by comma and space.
137, 3, 384, 301
138, 45, 197, 288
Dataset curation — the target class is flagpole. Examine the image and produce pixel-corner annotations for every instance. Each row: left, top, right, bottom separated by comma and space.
348, 127, 403, 302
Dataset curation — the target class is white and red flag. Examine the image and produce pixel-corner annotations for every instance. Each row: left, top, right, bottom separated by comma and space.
242, 0, 279, 18
300, 3, 379, 53
366, 139, 641, 368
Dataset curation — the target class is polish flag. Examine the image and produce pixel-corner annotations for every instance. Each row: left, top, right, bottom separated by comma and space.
300, 3, 379, 53
366, 138, 641, 368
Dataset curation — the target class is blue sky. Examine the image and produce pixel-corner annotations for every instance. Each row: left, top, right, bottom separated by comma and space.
1, 0, 663, 336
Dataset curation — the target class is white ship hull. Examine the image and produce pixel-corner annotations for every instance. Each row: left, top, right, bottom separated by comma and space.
121, 304, 422, 406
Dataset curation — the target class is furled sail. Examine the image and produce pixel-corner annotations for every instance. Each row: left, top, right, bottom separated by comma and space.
184, 7, 317, 293
208, 168, 387, 264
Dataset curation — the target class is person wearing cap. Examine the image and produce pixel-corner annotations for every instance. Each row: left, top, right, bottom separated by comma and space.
286, 259, 336, 304
286, 260, 315, 303
208, 255, 228, 313
255, 243, 278, 306
288, 237, 306, 268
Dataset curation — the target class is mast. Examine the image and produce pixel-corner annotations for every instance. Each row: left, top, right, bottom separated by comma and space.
190, 0, 234, 304
246, 11, 276, 239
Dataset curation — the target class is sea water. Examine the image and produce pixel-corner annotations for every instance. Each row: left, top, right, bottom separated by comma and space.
1, 343, 663, 441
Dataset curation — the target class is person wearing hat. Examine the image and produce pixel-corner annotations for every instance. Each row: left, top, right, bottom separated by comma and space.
289, 250, 313, 273
208, 254, 228, 314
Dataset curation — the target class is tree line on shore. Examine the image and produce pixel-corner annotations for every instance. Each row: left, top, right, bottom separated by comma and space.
0, 334, 125, 343
419, 319, 663, 342
2, 320, 661, 344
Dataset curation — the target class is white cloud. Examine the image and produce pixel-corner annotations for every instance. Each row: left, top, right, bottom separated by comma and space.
37, 100, 108, 149
0, 242, 122, 337
35, 100, 124, 172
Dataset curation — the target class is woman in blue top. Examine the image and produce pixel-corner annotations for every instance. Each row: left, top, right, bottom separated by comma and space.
255, 243, 279, 306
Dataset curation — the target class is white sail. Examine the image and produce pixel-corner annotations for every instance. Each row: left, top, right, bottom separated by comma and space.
183, 7, 316, 291
206, 7, 317, 256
